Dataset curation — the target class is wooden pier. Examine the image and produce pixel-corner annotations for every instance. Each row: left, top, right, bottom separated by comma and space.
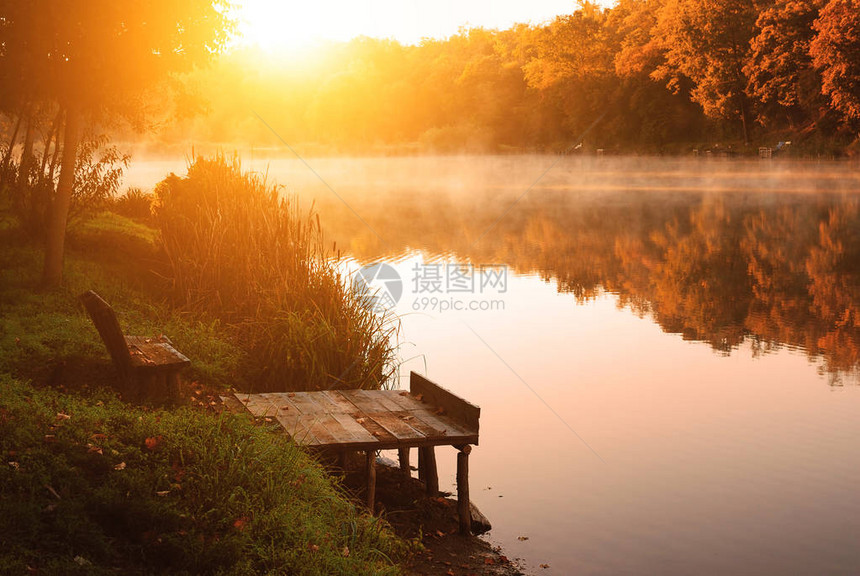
224, 372, 480, 533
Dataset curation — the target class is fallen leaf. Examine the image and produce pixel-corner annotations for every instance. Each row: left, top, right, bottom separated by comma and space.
517, 536, 529, 541
414, 393, 424, 401
145, 436, 162, 451
113, 462, 126, 471
156, 491, 170, 497
434, 407, 445, 415
280, 406, 290, 411
288, 393, 296, 398
233, 516, 249, 530
308, 543, 319, 552
484, 557, 495, 565
398, 391, 409, 396
86, 444, 103, 455
342, 546, 350, 557
540, 564, 550, 569
90, 433, 107, 440
355, 417, 367, 424
402, 415, 414, 421
56, 413, 71, 421
43, 435, 56, 443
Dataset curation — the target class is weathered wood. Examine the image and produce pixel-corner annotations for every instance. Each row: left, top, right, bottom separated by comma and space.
398, 447, 410, 476
80, 290, 132, 377
410, 372, 480, 440
419, 446, 438, 495
80, 291, 189, 400
232, 389, 478, 450
366, 450, 377, 512
457, 445, 472, 534
226, 382, 480, 531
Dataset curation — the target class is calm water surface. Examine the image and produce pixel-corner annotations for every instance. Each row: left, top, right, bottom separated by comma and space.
128, 156, 860, 575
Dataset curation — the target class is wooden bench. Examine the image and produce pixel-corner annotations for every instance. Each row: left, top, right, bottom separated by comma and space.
224, 371, 481, 533
79, 290, 190, 401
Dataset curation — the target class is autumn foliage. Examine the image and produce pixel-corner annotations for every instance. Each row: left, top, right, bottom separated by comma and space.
144, 0, 860, 155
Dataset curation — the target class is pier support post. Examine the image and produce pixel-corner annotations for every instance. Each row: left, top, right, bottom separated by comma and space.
398, 447, 410, 476
457, 445, 472, 535
366, 450, 376, 513
418, 446, 438, 495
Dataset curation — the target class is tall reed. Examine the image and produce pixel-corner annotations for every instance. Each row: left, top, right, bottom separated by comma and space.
152, 155, 395, 392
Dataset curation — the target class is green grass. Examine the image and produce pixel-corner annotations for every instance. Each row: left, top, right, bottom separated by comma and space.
0, 375, 406, 575
0, 212, 410, 574
0, 216, 240, 390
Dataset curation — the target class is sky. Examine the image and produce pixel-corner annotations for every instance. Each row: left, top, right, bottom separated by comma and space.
235, 0, 599, 50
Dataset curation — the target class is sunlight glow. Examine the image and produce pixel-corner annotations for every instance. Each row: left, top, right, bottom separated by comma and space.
234, 0, 594, 50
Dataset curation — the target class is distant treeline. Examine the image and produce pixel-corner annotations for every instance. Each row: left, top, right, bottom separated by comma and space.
145, 0, 860, 155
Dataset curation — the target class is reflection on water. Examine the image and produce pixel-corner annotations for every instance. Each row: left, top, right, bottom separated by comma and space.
266, 157, 859, 381
126, 156, 860, 574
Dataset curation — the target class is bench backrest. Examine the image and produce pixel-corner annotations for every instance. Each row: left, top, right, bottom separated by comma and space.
410, 371, 480, 434
79, 290, 131, 374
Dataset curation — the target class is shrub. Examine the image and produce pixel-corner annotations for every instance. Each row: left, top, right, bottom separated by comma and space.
113, 187, 154, 220
152, 155, 396, 392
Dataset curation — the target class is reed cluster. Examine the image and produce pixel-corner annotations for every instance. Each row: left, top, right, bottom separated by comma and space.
152, 155, 395, 392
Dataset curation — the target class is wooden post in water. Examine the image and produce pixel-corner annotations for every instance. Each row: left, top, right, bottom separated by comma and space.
419, 446, 438, 495
457, 445, 471, 535
366, 451, 376, 513
398, 447, 410, 476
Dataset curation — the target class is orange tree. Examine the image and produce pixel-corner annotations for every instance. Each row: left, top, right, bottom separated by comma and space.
0, 0, 233, 287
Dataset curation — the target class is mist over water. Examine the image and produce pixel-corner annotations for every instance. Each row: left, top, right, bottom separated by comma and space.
128, 155, 860, 574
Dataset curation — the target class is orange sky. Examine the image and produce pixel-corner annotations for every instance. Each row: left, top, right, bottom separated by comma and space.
234, 0, 611, 50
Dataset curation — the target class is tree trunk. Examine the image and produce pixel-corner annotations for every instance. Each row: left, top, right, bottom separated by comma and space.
32, 108, 63, 237
42, 106, 81, 288
0, 110, 23, 188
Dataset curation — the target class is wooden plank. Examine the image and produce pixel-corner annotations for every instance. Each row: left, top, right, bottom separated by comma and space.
285, 392, 329, 416
351, 389, 407, 412
316, 390, 360, 414
408, 409, 476, 443
410, 372, 480, 434
262, 393, 301, 415
304, 415, 342, 446
276, 413, 319, 445
366, 411, 427, 441
79, 291, 131, 372
329, 412, 380, 446
238, 394, 279, 417
351, 413, 399, 445
384, 390, 427, 412
126, 336, 190, 369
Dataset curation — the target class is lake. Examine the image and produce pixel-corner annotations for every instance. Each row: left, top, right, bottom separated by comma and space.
127, 155, 860, 575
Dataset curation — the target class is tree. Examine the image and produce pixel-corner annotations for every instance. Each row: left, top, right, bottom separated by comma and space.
0, 1, 233, 287
654, 0, 759, 143
744, 0, 825, 129
810, 0, 860, 125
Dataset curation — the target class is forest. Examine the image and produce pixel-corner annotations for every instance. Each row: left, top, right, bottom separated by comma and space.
140, 0, 860, 155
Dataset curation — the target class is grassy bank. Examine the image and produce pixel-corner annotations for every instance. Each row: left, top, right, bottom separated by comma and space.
0, 198, 410, 573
